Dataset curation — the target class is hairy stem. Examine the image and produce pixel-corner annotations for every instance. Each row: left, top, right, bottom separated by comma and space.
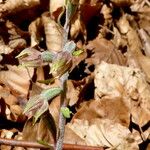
56, 73, 68, 150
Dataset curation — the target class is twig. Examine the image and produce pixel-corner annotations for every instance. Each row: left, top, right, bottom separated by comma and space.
0, 137, 53, 149
0, 137, 104, 150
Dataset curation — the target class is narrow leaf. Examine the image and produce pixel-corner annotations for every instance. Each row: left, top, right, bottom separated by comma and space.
40, 87, 62, 101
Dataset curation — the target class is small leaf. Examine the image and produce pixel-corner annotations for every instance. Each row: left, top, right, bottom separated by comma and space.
61, 107, 72, 118
63, 41, 76, 53
41, 51, 55, 62
66, 0, 77, 21
40, 87, 62, 101
34, 100, 49, 124
37, 78, 55, 84
72, 49, 84, 56
50, 51, 72, 78
37, 140, 53, 149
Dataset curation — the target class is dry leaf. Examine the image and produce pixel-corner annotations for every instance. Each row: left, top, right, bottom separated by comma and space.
86, 37, 126, 67
49, 0, 65, 14
73, 98, 130, 127
70, 11, 87, 40
28, 17, 43, 47
67, 80, 80, 106
138, 28, 150, 57
0, 0, 40, 17
67, 119, 130, 148
0, 65, 34, 96
94, 61, 150, 126
42, 12, 64, 52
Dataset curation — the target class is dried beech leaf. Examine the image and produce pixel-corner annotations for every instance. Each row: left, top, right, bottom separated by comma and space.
70, 11, 87, 40
138, 29, 150, 57
50, 0, 65, 15
67, 119, 130, 148
73, 98, 130, 127
117, 15, 150, 82
0, 0, 40, 17
67, 80, 80, 106
28, 17, 43, 47
0, 66, 33, 96
86, 38, 126, 66
42, 12, 64, 52
94, 62, 150, 126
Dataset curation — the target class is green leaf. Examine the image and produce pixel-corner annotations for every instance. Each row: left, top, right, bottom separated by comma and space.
34, 100, 49, 124
66, 0, 77, 21
40, 87, 62, 101
72, 49, 84, 56
61, 107, 72, 118
41, 51, 55, 62
63, 41, 76, 53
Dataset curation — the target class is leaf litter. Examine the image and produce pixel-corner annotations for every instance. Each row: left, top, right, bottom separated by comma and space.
0, 0, 150, 149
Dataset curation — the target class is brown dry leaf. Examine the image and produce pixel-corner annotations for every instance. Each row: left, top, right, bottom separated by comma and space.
0, 36, 13, 56
23, 118, 54, 144
64, 125, 86, 145
117, 14, 150, 82
73, 98, 130, 127
86, 37, 126, 67
66, 119, 130, 148
138, 29, 150, 57
28, 17, 43, 47
67, 80, 80, 106
42, 12, 64, 52
0, 0, 40, 17
112, 26, 128, 49
110, 0, 134, 6
49, 0, 65, 15
70, 11, 87, 40
0, 65, 34, 96
94, 61, 150, 127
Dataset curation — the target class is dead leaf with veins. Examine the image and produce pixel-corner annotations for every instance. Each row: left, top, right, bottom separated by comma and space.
0, 65, 34, 96
42, 12, 64, 52
72, 98, 130, 127
94, 62, 150, 127
66, 119, 130, 148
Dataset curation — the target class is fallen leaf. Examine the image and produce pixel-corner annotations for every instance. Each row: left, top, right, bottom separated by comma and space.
0, 65, 34, 96
94, 61, 150, 127
67, 119, 130, 148
72, 98, 130, 127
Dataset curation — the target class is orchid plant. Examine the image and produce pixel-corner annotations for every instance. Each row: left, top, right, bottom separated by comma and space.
16, 0, 77, 150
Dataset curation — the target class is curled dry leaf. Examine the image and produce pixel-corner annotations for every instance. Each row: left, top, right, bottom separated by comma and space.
94, 62, 150, 126
117, 14, 150, 82
0, 0, 40, 17
0, 36, 13, 57
28, 17, 43, 47
67, 80, 80, 106
138, 28, 150, 57
72, 98, 130, 127
66, 119, 130, 148
49, 0, 65, 15
0, 65, 34, 96
42, 12, 64, 52
86, 37, 126, 67
70, 11, 87, 40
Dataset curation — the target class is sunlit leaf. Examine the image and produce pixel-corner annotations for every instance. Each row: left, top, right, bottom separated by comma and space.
72, 49, 84, 56
61, 107, 72, 118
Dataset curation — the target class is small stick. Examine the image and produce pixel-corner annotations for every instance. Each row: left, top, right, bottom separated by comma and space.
0, 137, 104, 150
